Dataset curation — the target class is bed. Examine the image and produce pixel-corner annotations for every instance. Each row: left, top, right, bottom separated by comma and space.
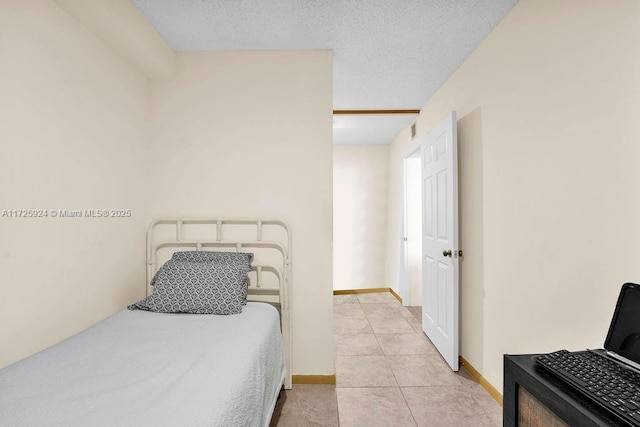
0, 218, 292, 427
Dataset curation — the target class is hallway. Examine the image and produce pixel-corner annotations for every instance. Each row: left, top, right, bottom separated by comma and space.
271, 292, 502, 426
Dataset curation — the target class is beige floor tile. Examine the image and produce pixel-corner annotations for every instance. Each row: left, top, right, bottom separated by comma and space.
405, 315, 424, 333
402, 386, 494, 427
337, 388, 416, 427
270, 385, 338, 427
356, 292, 399, 304
333, 317, 373, 335
458, 365, 478, 384
376, 333, 437, 355
334, 333, 383, 356
333, 303, 366, 319
407, 306, 421, 321
362, 303, 414, 320
399, 307, 414, 318
387, 354, 463, 386
465, 382, 503, 421
455, 369, 479, 387
368, 317, 415, 334
333, 294, 360, 305
335, 355, 397, 387
487, 411, 502, 426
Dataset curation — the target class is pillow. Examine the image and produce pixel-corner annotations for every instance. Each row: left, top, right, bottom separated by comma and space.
168, 251, 253, 305
171, 251, 253, 266
129, 259, 251, 315
150, 251, 253, 284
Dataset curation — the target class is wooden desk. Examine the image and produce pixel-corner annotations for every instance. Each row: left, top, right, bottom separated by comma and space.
503, 354, 626, 426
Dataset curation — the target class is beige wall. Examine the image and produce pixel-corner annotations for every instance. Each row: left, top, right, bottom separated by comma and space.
333, 145, 389, 290
53, 0, 175, 79
149, 51, 334, 375
386, 0, 640, 391
0, 0, 153, 368
1, 1, 334, 377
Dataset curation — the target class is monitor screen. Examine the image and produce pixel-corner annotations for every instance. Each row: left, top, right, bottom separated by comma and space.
605, 283, 640, 364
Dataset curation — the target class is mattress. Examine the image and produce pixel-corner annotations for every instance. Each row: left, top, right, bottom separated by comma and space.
0, 302, 286, 427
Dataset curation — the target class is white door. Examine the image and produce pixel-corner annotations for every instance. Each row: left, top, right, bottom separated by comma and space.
421, 111, 459, 371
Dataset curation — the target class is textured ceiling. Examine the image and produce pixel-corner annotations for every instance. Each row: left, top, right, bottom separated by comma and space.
131, 0, 518, 143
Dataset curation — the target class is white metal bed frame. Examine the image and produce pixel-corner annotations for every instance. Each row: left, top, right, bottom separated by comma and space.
146, 217, 292, 389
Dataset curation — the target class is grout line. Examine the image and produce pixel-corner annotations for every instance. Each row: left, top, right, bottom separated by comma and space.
398, 386, 419, 426
334, 385, 341, 427
385, 297, 417, 426
371, 328, 398, 387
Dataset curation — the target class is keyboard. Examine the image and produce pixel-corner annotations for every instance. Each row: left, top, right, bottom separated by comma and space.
534, 349, 640, 426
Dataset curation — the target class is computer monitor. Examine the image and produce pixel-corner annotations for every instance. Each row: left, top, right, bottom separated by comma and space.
604, 282, 640, 365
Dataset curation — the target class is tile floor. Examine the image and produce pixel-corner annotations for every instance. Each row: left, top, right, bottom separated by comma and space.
271, 292, 502, 426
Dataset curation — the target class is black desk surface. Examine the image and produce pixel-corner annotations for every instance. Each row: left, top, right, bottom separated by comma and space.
503, 353, 628, 426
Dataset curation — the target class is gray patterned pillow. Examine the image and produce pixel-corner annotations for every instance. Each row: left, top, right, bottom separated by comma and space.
167, 251, 253, 305
150, 252, 252, 283
128, 259, 251, 315
171, 251, 253, 266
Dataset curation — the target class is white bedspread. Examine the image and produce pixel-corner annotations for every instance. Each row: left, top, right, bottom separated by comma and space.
0, 302, 285, 427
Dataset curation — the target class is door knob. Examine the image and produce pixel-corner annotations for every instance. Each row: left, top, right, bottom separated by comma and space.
443, 250, 452, 257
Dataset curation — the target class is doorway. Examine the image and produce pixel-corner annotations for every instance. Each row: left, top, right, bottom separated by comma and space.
403, 151, 423, 308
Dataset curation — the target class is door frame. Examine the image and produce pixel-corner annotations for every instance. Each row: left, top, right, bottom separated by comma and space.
399, 138, 425, 306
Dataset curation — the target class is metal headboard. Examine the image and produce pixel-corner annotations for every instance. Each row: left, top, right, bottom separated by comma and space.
146, 217, 293, 389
